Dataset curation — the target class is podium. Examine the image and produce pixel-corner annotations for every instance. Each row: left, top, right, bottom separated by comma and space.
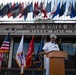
46, 51, 67, 75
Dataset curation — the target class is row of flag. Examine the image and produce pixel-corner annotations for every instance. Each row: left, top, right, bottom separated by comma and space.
0, 1, 76, 20
0, 32, 44, 74
0, 2, 33, 19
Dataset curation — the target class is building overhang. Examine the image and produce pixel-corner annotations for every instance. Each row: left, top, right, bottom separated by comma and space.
0, 23, 76, 36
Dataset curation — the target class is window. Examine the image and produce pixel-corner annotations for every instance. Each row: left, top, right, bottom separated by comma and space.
61, 43, 76, 69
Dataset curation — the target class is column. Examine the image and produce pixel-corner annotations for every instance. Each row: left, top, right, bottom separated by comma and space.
8, 37, 14, 68
44, 35, 47, 68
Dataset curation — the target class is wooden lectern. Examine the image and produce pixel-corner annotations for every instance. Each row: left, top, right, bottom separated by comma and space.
46, 51, 67, 75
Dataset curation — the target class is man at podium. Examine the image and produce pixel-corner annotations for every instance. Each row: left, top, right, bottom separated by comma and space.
43, 34, 60, 75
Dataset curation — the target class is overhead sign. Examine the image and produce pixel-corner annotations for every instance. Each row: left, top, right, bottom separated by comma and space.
0, 24, 76, 35
17, 24, 76, 35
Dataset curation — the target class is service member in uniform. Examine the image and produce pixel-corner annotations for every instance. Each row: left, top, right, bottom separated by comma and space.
43, 34, 60, 75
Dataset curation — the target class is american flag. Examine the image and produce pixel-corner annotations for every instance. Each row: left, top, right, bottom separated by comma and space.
0, 32, 10, 52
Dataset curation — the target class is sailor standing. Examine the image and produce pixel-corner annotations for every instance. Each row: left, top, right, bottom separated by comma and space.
43, 34, 60, 75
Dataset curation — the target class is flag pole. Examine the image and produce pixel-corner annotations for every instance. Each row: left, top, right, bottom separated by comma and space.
41, 35, 45, 75
32, 35, 34, 75
32, 0, 35, 73
32, 52, 35, 75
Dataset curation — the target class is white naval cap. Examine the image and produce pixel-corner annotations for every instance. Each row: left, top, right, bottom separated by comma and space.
50, 34, 57, 39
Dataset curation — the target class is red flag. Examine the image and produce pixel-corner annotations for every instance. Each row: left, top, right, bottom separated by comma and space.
7, 2, 15, 18
0, 52, 3, 71
33, 2, 39, 18
39, 2, 47, 18
25, 36, 34, 67
41, 9, 47, 18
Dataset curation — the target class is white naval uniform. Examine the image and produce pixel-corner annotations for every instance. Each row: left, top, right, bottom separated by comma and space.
43, 42, 59, 75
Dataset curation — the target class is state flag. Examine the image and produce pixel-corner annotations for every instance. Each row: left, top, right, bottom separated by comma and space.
34, 37, 44, 69
25, 36, 34, 67
15, 35, 26, 74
